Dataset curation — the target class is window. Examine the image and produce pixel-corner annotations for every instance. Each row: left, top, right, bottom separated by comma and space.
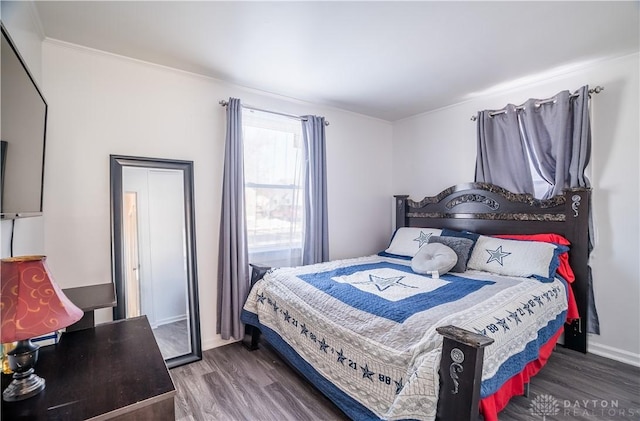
243, 109, 304, 267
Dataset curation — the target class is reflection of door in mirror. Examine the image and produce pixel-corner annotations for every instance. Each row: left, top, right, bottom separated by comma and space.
122, 167, 190, 360
123, 192, 140, 318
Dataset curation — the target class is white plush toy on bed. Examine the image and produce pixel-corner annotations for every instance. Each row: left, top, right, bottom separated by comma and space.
411, 242, 458, 277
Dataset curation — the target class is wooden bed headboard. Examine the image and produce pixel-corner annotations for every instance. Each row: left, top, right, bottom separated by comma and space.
394, 182, 590, 353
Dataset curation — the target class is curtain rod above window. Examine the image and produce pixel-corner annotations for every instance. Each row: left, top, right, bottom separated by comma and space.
219, 100, 330, 126
469, 85, 604, 121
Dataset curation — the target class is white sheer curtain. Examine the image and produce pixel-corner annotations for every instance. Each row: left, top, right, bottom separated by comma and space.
243, 110, 305, 268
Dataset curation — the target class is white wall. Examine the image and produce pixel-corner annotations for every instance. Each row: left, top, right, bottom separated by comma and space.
41, 40, 393, 350
1, 1, 43, 84
392, 53, 640, 366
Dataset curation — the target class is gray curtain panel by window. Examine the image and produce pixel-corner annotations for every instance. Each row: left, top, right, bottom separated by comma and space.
475, 85, 599, 334
301, 116, 329, 265
217, 97, 250, 340
475, 104, 534, 194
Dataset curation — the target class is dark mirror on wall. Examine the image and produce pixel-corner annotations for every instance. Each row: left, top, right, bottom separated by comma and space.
110, 155, 201, 368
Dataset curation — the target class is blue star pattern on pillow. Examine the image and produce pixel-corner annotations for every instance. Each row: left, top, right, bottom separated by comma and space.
413, 231, 433, 248
468, 235, 567, 280
485, 246, 511, 266
382, 227, 443, 258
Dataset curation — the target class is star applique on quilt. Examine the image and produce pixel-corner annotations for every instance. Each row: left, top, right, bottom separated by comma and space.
319, 338, 330, 353
352, 274, 417, 292
413, 231, 433, 248
282, 310, 291, 322
508, 310, 522, 325
361, 364, 375, 381
395, 378, 404, 395
485, 245, 511, 266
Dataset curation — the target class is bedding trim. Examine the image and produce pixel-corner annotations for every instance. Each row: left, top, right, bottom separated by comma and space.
241, 310, 381, 421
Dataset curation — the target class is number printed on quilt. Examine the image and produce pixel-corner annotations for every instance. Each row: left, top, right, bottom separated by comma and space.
379, 374, 391, 385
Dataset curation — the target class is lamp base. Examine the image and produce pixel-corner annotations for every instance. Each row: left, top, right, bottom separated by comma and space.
2, 339, 46, 402
2, 369, 46, 401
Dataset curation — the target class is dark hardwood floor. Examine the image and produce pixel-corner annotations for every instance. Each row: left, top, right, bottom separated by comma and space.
170, 341, 640, 421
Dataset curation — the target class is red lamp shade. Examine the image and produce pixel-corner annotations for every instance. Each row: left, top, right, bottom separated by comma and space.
1, 255, 83, 343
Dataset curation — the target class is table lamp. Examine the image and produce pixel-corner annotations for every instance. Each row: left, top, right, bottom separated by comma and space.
1, 255, 83, 401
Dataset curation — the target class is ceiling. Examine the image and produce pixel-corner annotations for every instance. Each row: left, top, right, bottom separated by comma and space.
33, 1, 639, 121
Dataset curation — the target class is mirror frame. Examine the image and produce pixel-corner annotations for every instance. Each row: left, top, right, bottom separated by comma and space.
110, 154, 202, 368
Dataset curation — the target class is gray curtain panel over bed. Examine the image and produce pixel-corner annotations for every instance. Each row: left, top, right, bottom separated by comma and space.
301, 116, 329, 265
475, 104, 535, 194
217, 97, 250, 340
519, 86, 592, 199
475, 85, 599, 334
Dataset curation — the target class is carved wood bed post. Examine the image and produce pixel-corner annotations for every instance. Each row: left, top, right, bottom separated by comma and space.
394, 195, 409, 229
435, 326, 494, 421
242, 264, 271, 351
562, 188, 590, 353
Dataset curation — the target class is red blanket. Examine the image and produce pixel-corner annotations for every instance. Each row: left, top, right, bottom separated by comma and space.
480, 233, 581, 420
480, 327, 563, 421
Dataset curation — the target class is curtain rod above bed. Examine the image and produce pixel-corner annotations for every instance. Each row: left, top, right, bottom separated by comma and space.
219, 100, 330, 126
469, 85, 604, 121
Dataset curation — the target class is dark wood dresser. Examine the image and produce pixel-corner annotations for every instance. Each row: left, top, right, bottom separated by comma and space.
1, 316, 175, 420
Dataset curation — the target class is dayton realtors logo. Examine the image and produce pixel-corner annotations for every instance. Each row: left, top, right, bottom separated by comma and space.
530, 393, 639, 419
530, 394, 560, 420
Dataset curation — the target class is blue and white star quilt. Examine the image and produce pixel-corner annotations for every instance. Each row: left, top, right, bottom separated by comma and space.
241, 254, 568, 420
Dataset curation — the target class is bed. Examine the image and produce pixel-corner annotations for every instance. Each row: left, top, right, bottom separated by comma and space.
241, 183, 590, 421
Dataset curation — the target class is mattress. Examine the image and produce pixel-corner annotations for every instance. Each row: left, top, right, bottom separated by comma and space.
241, 254, 568, 420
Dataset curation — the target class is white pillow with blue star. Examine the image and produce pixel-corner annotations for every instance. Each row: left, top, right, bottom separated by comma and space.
383, 227, 443, 258
467, 235, 565, 280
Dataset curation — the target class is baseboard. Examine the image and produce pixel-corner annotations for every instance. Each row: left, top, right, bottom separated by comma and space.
588, 341, 640, 367
155, 314, 187, 327
201, 335, 239, 351
149, 314, 187, 329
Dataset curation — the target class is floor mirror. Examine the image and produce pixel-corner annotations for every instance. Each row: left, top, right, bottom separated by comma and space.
110, 155, 201, 368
